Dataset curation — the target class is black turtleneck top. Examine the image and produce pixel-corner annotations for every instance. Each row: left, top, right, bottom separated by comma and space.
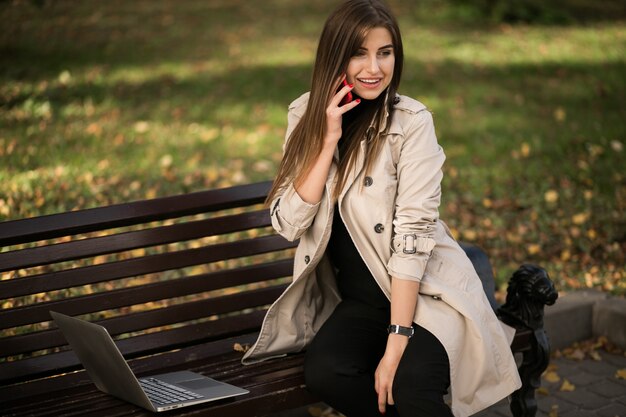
326, 101, 390, 309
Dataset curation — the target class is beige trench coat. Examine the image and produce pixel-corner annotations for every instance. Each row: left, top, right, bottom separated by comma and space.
242, 92, 522, 417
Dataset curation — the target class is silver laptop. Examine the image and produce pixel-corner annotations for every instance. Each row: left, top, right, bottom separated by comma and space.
50, 311, 249, 412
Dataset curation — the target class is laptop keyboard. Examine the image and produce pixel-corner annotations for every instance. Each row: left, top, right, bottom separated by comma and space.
139, 377, 204, 405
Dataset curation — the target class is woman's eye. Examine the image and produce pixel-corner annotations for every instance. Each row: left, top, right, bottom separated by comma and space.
379, 50, 393, 57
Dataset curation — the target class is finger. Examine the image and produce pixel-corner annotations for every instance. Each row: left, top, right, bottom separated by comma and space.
378, 387, 387, 414
330, 83, 354, 107
332, 74, 347, 92
338, 97, 360, 112
387, 387, 394, 405
328, 74, 347, 103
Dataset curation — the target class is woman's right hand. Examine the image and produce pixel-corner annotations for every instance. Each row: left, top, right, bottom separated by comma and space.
293, 76, 360, 205
324, 76, 360, 147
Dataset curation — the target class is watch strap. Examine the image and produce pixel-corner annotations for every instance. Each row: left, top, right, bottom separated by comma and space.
388, 324, 414, 338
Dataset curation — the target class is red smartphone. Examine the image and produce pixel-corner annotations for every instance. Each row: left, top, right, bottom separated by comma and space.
338, 78, 353, 106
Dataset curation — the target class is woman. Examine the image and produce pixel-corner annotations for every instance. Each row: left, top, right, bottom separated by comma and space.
242, 1, 522, 416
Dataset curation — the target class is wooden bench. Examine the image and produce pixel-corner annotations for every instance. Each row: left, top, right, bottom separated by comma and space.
0, 180, 557, 417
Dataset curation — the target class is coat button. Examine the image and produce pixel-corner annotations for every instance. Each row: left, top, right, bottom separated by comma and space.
304, 255, 310, 264
364, 176, 373, 187
374, 223, 384, 233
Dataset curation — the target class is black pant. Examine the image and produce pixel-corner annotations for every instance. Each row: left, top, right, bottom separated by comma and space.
304, 299, 454, 417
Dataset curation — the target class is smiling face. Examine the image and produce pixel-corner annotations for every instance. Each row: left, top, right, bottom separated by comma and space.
346, 27, 395, 101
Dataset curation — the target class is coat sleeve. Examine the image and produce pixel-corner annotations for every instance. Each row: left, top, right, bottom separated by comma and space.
269, 95, 321, 242
386, 109, 446, 282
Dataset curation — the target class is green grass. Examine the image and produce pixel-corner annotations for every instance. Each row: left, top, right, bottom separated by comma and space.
1, 0, 624, 294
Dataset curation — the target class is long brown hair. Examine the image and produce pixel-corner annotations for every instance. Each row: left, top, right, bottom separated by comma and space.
266, 0, 404, 204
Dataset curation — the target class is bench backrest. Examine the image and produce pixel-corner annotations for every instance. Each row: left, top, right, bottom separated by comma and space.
0, 180, 297, 386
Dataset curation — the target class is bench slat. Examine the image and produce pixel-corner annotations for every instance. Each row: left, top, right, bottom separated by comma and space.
0, 210, 271, 272
0, 234, 296, 300
13, 393, 123, 417
510, 328, 532, 351
0, 181, 272, 247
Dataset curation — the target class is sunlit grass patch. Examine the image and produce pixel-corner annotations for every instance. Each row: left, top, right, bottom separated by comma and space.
1, 0, 624, 294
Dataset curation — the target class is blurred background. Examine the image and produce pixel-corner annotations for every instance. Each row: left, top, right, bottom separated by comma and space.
1, 0, 624, 293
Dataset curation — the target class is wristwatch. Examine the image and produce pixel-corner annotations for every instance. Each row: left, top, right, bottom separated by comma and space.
388, 324, 414, 338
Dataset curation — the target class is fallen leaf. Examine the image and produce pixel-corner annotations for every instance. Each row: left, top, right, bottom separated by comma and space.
548, 404, 559, 417
134, 121, 150, 133
560, 379, 575, 391
596, 336, 609, 347
160, 154, 173, 169
544, 371, 560, 383
537, 387, 550, 396
616, 369, 626, 380
589, 350, 602, 361
572, 212, 589, 225
554, 107, 566, 122
527, 243, 541, 255
308, 406, 323, 417
145, 187, 158, 199
86, 122, 102, 136
565, 348, 585, 361
610, 140, 623, 152
544, 190, 559, 203
233, 343, 250, 353
463, 229, 477, 241
58, 70, 71, 85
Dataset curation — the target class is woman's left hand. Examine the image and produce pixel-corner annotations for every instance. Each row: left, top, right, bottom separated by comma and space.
375, 336, 409, 414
